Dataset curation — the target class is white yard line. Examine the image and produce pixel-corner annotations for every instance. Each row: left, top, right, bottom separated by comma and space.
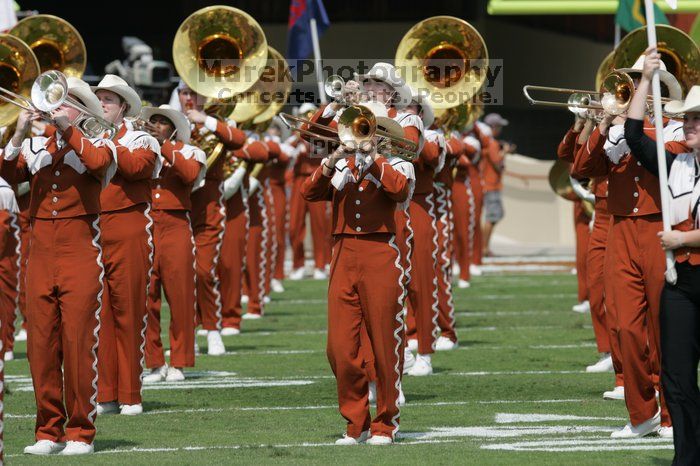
495, 413, 626, 423
481, 437, 673, 452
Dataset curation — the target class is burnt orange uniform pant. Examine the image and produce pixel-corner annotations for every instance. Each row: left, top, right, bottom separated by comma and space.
0, 210, 19, 353
27, 215, 102, 444
452, 179, 474, 282
471, 176, 484, 266
220, 194, 248, 330
145, 210, 196, 369
289, 176, 330, 270
590, 199, 623, 387
434, 185, 456, 342
403, 193, 439, 355
270, 182, 287, 281
97, 204, 152, 405
574, 200, 591, 303
17, 209, 30, 323
264, 181, 276, 295
328, 233, 405, 439
245, 188, 268, 315
606, 213, 669, 426
191, 182, 225, 330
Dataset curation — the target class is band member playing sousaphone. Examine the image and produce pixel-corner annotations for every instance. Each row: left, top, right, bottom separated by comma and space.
0, 72, 117, 455
141, 105, 205, 384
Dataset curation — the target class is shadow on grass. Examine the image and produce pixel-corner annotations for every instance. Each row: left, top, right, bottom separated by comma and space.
95, 438, 140, 451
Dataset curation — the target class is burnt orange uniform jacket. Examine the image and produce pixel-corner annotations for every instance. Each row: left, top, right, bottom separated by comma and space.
1, 126, 114, 444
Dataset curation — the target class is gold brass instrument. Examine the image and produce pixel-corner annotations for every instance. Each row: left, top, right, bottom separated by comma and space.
0, 34, 40, 127
173, 5, 268, 168
548, 159, 594, 217
613, 24, 700, 94
433, 102, 483, 133
523, 70, 673, 116
280, 75, 419, 161
173, 5, 267, 99
9, 15, 86, 77
395, 16, 489, 110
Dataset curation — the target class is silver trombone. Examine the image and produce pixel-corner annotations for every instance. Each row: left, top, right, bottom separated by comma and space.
0, 69, 117, 138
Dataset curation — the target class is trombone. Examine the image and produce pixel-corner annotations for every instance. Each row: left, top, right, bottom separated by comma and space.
0, 69, 118, 138
280, 76, 419, 161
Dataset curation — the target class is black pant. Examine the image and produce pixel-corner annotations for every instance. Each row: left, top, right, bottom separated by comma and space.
661, 261, 700, 466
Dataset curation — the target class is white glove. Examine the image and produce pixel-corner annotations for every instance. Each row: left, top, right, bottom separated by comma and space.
223, 166, 247, 200
248, 176, 261, 196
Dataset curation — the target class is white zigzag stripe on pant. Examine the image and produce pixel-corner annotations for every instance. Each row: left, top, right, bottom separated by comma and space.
88, 216, 105, 423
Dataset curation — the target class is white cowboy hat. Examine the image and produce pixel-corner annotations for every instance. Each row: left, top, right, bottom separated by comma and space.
92, 74, 142, 117
354, 62, 412, 110
141, 104, 191, 144
66, 77, 103, 118
665, 85, 700, 114
410, 88, 434, 128
297, 102, 318, 115
618, 54, 683, 101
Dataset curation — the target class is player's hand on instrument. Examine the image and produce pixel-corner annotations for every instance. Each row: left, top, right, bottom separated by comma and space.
50, 108, 72, 131
597, 112, 615, 136
573, 113, 586, 132
642, 46, 661, 82
15, 109, 37, 134
143, 121, 165, 144
186, 109, 207, 124
658, 230, 685, 250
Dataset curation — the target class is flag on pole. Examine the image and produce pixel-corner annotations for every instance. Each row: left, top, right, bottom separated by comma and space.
616, 0, 669, 33
286, 0, 330, 61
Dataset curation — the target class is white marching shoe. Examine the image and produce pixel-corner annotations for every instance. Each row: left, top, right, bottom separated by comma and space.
398, 383, 406, 406
457, 279, 471, 289
143, 365, 168, 384
366, 435, 393, 445
435, 336, 458, 351
59, 441, 94, 456
313, 268, 327, 280
586, 353, 613, 373
368, 381, 376, 404
120, 404, 143, 416
241, 294, 249, 304
469, 264, 483, 276
207, 330, 226, 356
24, 440, 66, 455
657, 426, 674, 438
221, 327, 240, 336
4, 350, 14, 361
610, 409, 660, 438
603, 386, 625, 401
335, 430, 369, 445
407, 338, 418, 352
572, 300, 591, 314
407, 354, 433, 376
403, 347, 416, 374
166, 367, 185, 382
196, 329, 208, 337
263, 296, 271, 304
271, 278, 285, 293
242, 312, 262, 320
289, 267, 305, 280
15, 328, 27, 341
96, 401, 119, 415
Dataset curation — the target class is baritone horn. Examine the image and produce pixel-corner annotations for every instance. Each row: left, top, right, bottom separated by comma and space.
9, 15, 86, 77
0, 34, 40, 127
395, 16, 489, 110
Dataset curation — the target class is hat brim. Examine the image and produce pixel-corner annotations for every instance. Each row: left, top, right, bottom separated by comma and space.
664, 99, 700, 115
141, 107, 191, 144
617, 68, 683, 101
354, 72, 412, 110
92, 85, 142, 117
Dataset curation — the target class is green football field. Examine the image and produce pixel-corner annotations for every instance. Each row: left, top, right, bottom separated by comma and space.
3, 273, 675, 464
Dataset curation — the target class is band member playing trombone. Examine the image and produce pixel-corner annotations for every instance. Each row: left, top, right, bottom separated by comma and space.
177, 82, 246, 353
0, 78, 117, 456
572, 55, 688, 439
93, 75, 161, 415
141, 105, 205, 383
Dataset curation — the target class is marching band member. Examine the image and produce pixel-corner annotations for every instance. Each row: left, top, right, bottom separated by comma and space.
452, 130, 481, 288
141, 105, 205, 382
289, 103, 331, 280
218, 135, 269, 330
178, 82, 246, 351
0, 176, 19, 360
480, 114, 509, 259
93, 75, 161, 416
625, 49, 700, 464
1, 78, 116, 455
573, 55, 688, 439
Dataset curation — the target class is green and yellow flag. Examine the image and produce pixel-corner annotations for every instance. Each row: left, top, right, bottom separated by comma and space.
616, 0, 670, 32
